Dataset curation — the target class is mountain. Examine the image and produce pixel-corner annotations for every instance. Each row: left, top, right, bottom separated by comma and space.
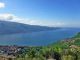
0, 20, 59, 34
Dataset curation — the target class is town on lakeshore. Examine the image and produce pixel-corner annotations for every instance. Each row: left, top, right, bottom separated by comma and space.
0, 32, 80, 60
0, 45, 28, 60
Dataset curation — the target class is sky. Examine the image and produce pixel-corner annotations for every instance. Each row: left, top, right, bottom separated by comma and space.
0, 0, 80, 27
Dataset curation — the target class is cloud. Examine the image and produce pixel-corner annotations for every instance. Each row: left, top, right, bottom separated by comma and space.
0, 2, 5, 8
0, 13, 65, 27
0, 14, 13, 20
0, 13, 79, 27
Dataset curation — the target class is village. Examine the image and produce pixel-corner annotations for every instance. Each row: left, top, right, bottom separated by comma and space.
0, 45, 27, 60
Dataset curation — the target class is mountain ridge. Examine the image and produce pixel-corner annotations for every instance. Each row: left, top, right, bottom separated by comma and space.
0, 20, 59, 34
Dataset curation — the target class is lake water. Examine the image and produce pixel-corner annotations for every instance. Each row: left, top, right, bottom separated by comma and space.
0, 28, 80, 46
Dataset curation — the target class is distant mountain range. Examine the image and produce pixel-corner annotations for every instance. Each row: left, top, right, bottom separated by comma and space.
0, 21, 59, 34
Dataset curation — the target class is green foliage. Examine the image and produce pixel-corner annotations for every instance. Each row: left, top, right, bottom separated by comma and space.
73, 32, 80, 38
74, 39, 80, 46
16, 32, 80, 60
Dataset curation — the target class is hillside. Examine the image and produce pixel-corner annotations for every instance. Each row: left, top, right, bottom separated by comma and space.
50, 32, 80, 49
0, 21, 59, 34
15, 32, 80, 60
47, 32, 80, 60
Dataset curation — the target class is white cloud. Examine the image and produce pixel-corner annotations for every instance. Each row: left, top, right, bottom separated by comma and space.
0, 14, 13, 20
0, 2, 5, 8
0, 13, 65, 27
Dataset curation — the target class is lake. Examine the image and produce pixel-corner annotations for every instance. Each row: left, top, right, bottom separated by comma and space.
0, 28, 80, 46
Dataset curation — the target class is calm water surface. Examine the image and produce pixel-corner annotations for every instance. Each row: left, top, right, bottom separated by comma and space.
0, 28, 80, 46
